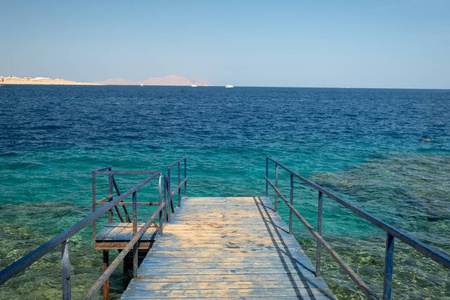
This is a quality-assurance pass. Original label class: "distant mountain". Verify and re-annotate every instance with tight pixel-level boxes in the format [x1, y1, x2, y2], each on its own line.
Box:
[95, 75, 212, 86]
[95, 78, 137, 85]
[139, 75, 212, 86]
[189, 77, 214, 86]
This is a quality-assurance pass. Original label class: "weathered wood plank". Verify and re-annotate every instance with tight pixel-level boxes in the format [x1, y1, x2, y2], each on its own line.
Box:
[123, 287, 334, 299]
[96, 223, 158, 242]
[102, 223, 129, 241]
[121, 197, 335, 299]
[94, 241, 152, 250]
[95, 223, 120, 240]
[129, 274, 323, 283]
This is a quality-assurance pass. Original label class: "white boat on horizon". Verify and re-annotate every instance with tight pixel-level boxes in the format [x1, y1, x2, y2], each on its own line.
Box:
[225, 85, 234, 88]
[191, 84, 198, 87]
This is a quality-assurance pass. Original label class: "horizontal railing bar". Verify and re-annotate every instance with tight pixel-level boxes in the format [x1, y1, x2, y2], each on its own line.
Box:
[94, 170, 159, 175]
[267, 157, 450, 269]
[167, 157, 186, 169]
[266, 177, 379, 299]
[169, 177, 188, 198]
[0, 172, 161, 286]
[96, 202, 161, 206]
[92, 166, 111, 173]
[84, 202, 166, 300]
[96, 195, 113, 204]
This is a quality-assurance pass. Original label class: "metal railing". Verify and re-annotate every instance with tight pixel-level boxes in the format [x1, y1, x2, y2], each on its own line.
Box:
[0, 168, 165, 300]
[265, 157, 450, 300]
[84, 173, 164, 299]
[88, 168, 165, 300]
[92, 169, 163, 239]
[165, 158, 188, 221]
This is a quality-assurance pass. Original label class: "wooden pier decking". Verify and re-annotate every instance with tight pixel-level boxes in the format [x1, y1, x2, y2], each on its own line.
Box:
[95, 223, 159, 250]
[2, 160, 448, 299]
[121, 196, 335, 299]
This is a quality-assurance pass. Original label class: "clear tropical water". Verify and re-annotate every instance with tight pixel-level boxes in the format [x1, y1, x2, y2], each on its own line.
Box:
[0, 85, 449, 299]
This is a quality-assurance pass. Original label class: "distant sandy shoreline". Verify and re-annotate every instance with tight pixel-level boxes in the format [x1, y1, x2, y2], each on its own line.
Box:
[1, 77, 101, 86]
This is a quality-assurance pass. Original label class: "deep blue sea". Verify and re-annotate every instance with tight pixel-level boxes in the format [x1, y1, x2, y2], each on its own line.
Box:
[0, 85, 449, 299]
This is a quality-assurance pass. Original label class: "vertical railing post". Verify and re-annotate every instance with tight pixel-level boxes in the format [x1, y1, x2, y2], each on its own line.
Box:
[316, 191, 323, 277]
[92, 172, 96, 240]
[274, 164, 279, 211]
[132, 191, 138, 278]
[164, 175, 170, 222]
[289, 173, 294, 234]
[383, 233, 395, 300]
[184, 159, 187, 198]
[108, 172, 113, 224]
[178, 163, 181, 207]
[61, 238, 71, 300]
[159, 174, 163, 235]
[265, 157, 269, 198]
[103, 250, 109, 300]
[168, 167, 172, 212]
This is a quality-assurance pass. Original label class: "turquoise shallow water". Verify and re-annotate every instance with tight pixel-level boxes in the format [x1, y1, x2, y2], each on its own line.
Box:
[0, 86, 449, 299]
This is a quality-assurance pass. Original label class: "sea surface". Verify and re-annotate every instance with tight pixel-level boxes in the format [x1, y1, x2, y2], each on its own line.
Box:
[0, 85, 449, 299]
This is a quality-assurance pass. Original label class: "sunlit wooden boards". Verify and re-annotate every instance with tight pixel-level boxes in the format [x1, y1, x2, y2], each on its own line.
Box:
[95, 222, 158, 250]
[121, 197, 335, 299]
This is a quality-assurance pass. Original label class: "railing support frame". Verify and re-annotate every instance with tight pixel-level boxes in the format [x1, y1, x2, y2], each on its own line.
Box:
[316, 191, 323, 277]
[383, 233, 395, 300]
[289, 173, 294, 234]
[265, 156, 450, 300]
[132, 191, 138, 278]
[61, 238, 71, 300]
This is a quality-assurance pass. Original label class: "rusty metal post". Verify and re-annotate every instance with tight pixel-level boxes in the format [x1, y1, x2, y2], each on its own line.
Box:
[168, 167, 172, 212]
[383, 233, 395, 300]
[316, 191, 323, 277]
[108, 172, 113, 224]
[289, 173, 294, 234]
[184, 159, 187, 198]
[274, 164, 278, 211]
[132, 191, 138, 278]
[102, 250, 109, 300]
[265, 157, 269, 197]
[178, 162, 181, 207]
[164, 175, 170, 222]
[159, 174, 163, 235]
[61, 239, 71, 300]
[92, 172, 96, 240]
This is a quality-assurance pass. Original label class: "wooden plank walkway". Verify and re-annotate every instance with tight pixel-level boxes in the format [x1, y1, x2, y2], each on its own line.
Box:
[121, 197, 335, 299]
[95, 223, 159, 250]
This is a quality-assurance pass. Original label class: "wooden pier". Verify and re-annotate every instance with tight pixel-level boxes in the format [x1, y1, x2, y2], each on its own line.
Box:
[95, 223, 159, 251]
[2, 158, 448, 299]
[121, 196, 335, 299]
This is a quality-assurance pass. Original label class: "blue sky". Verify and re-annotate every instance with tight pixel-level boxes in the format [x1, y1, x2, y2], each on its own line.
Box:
[1, 0, 449, 88]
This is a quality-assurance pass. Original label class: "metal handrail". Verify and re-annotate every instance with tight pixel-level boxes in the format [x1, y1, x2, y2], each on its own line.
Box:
[91, 170, 165, 229]
[166, 158, 188, 219]
[266, 177, 377, 299]
[0, 170, 162, 299]
[84, 202, 165, 299]
[94, 170, 159, 175]
[169, 177, 188, 199]
[265, 157, 450, 300]
[92, 170, 160, 237]
[167, 157, 186, 169]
